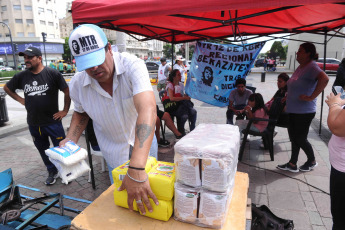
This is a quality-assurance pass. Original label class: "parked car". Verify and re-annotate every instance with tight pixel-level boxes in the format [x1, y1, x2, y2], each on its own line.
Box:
[254, 58, 265, 67]
[145, 61, 160, 72]
[316, 58, 340, 71]
[0, 66, 13, 71]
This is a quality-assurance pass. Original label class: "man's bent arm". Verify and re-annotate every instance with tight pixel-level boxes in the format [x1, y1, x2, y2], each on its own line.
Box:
[53, 87, 71, 120]
[62, 87, 71, 113]
[4, 85, 24, 105]
[59, 111, 89, 146]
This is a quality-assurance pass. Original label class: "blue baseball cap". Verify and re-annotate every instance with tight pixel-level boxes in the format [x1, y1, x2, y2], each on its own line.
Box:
[69, 24, 108, 71]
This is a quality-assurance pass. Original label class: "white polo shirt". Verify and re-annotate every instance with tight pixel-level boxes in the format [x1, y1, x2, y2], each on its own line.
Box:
[69, 52, 153, 168]
[158, 64, 167, 82]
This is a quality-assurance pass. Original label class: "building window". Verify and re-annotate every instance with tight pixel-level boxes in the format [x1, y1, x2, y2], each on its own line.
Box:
[38, 7, 44, 14]
[15, 19, 23, 24]
[24, 5, 32, 11]
[26, 19, 34, 24]
[28, 32, 35, 37]
[0, 34, 2, 38]
[13, 5, 21, 10]
[47, 9, 52, 15]
[48, 21, 54, 26]
[40, 20, 45, 25]
[17, 32, 24, 37]
[5, 34, 10, 37]
[1, 6, 7, 11]
[3, 19, 9, 25]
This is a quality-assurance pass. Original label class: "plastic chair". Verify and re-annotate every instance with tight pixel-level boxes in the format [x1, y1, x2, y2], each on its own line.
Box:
[238, 117, 277, 161]
[238, 97, 286, 161]
[88, 147, 107, 183]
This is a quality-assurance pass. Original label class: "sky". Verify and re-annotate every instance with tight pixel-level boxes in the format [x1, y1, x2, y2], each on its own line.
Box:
[56, 0, 72, 19]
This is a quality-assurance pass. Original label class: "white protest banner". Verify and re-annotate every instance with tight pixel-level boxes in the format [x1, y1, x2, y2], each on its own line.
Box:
[185, 41, 265, 107]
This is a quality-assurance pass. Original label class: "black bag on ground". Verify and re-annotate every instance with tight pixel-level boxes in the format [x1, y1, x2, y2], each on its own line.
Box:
[251, 204, 294, 230]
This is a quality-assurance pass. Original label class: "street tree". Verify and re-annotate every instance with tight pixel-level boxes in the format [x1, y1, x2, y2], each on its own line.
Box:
[269, 41, 286, 60]
[163, 44, 174, 59]
[62, 37, 71, 62]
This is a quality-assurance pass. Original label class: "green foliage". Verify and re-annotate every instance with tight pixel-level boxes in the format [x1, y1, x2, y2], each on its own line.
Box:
[0, 70, 21, 78]
[62, 37, 71, 62]
[163, 44, 173, 59]
[269, 41, 287, 60]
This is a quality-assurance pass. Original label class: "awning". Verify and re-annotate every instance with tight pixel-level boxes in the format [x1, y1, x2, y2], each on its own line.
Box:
[71, 0, 345, 43]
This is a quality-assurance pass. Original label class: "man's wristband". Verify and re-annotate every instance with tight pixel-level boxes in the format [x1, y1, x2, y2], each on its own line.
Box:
[128, 166, 145, 170]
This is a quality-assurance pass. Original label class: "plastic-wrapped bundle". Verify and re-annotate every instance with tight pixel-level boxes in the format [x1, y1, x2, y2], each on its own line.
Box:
[174, 154, 201, 187]
[49, 158, 90, 184]
[148, 162, 175, 201]
[174, 182, 234, 229]
[174, 183, 199, 224]
[112, 156, 157, 188]
[198, 189, 233, 228]
[45, 141, 87, 166]
[174, 124, 240, 192]
[113, 157, 175, 221]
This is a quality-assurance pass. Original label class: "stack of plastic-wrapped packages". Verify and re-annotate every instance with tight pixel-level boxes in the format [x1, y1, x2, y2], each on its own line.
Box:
[112, 156, 175, 221]
[174, 123, 240, 228]
[45, 141, 90, 184]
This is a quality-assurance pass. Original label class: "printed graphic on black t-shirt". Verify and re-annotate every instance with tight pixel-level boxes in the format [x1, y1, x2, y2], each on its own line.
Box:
[6, 67, 68, 126]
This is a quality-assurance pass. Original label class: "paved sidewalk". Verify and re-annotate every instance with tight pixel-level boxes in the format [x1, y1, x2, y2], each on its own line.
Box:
[0, 69, 335, 229]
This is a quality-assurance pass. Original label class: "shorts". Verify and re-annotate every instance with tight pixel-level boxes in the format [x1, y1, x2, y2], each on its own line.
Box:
[157, 108, 164, 119]
[157, 80, 167, 91]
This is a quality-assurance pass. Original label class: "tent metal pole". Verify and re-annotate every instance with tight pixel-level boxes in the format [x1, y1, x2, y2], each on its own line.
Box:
[319, 30, 327, 135]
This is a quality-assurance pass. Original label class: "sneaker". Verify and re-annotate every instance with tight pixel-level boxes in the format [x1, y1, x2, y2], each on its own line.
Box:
[299, 161, 318, 172]
[276, 163, 299, 173]
[158, 139, 170, 147]
[45, 171, 59, 185]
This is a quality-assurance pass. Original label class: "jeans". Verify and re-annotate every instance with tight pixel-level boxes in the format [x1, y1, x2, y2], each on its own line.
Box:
[28, 122, 65, 173]
[287, 113, 315, 165]
[108, 134, 158, 184]
[330, 166, 345, 230]
[226, 104, 246, 125]
[171, 101, 197, 134]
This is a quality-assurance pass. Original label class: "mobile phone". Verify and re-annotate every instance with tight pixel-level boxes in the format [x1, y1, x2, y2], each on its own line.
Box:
[333, 86, 345, 99]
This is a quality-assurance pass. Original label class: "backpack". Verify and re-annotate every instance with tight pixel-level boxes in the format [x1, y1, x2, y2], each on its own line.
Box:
[251, 204, 294, 230]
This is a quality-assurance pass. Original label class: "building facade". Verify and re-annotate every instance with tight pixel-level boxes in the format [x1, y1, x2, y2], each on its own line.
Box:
[59, 12, 163, 60]
[0, 0, 65, 67]
[286, 31, 345, 70]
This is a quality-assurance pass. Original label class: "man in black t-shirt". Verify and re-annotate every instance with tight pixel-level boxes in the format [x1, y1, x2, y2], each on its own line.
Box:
[4, 47, 71, 185]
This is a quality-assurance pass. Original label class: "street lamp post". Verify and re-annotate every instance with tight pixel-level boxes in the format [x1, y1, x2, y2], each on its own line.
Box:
[41, 32, 48, 66]
[0, 22, 17, 70]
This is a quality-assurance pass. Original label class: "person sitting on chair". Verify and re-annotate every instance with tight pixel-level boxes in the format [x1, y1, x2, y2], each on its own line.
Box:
[226, 78, 253, 125]
[265, 73, 289, 111]
[155, 107, 184, 147]
[235, 93, 269, 135]
[165, 69, 197, 135]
